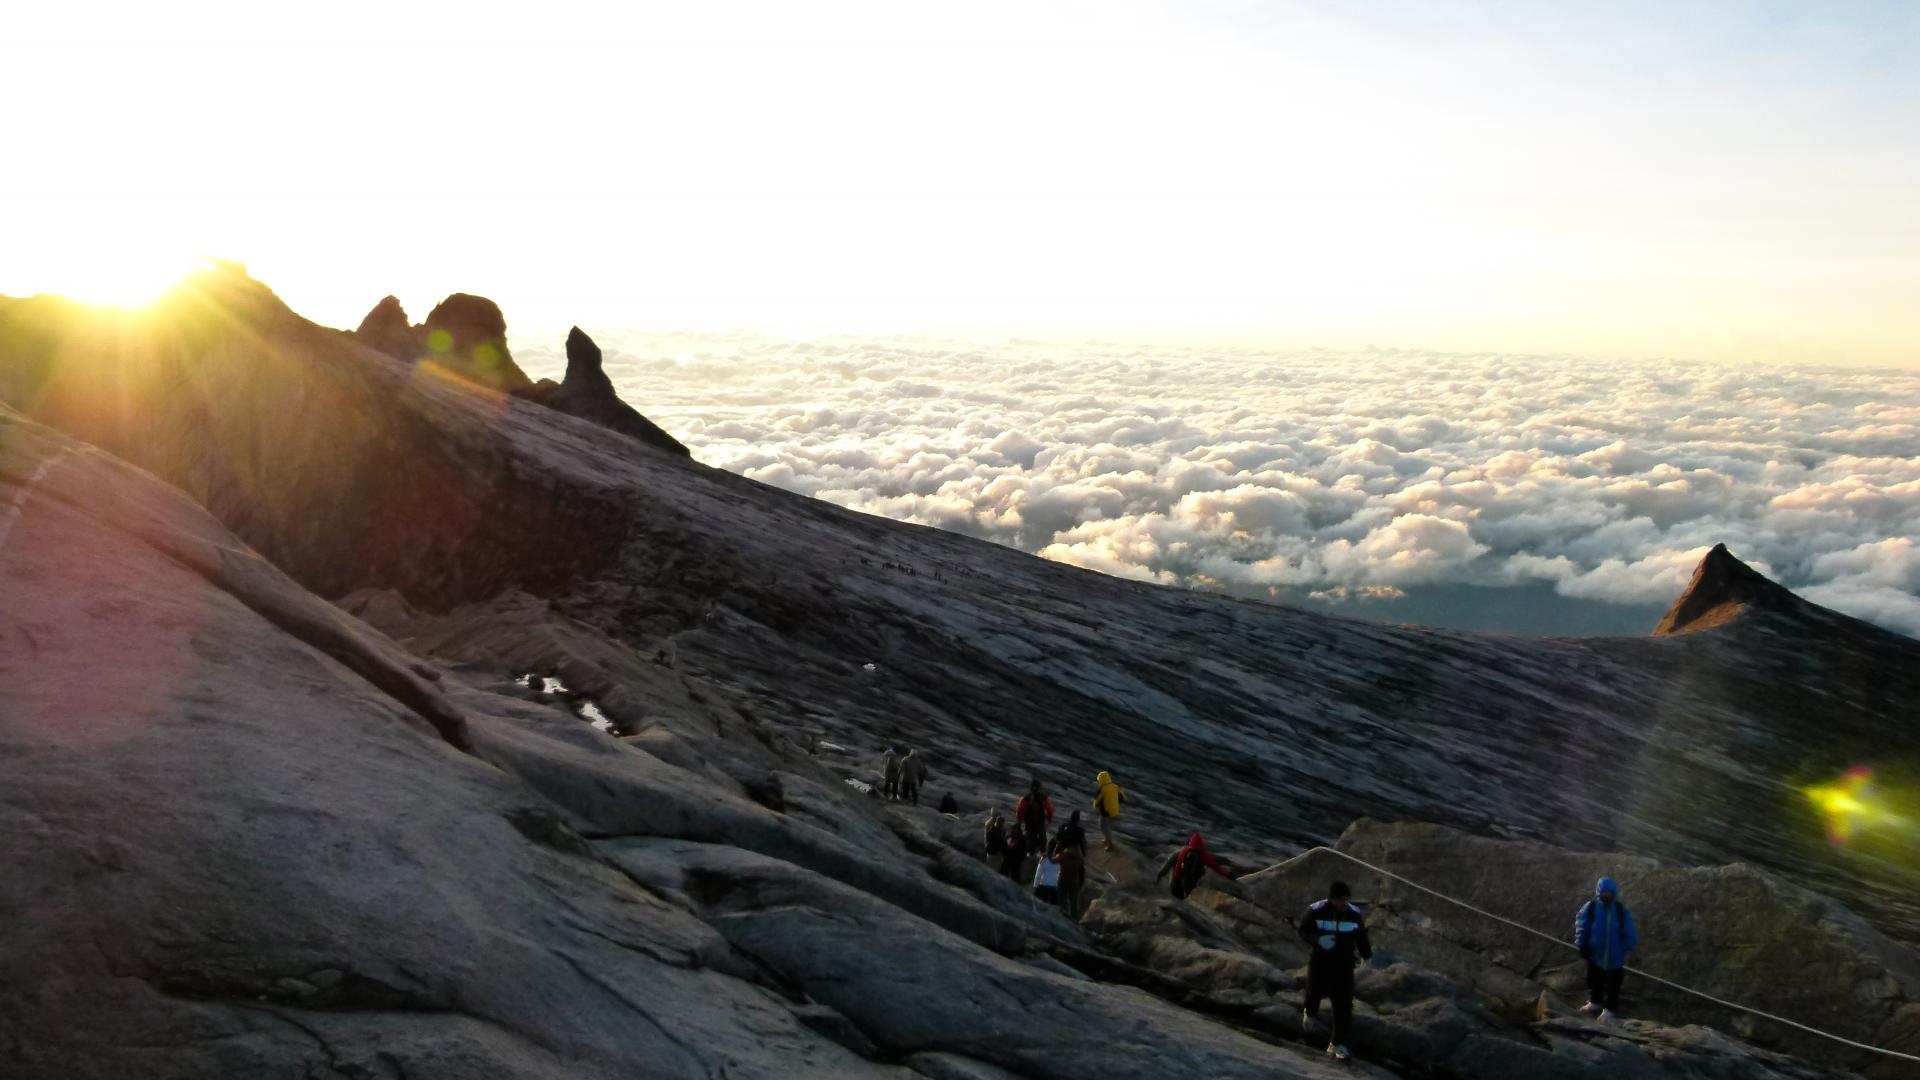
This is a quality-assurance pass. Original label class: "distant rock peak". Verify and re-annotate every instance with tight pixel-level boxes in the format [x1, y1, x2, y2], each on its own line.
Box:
[564, 326, 613, 391]
[347, 294, 688, 457]
[1653, 543, 1805, 636]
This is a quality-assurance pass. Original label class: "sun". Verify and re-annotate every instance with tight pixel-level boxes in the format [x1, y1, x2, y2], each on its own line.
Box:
[3, 247, 207, 309]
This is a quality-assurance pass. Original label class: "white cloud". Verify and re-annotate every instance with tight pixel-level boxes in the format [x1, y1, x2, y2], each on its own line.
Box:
[515, 332, 1920, 637]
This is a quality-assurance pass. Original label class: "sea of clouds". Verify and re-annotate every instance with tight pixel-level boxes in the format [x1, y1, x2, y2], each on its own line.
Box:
[518, 334, 1920, 637]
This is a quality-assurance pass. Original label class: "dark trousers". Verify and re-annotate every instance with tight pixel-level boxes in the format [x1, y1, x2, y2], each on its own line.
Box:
[900, 780, 919, 805]
[882, 777, 898, 799]
[1586, 964, 1625, 1010]
[1305, 956, 1355, 1045]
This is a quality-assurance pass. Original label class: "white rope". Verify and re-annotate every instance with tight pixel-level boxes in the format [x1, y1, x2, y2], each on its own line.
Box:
[1295, 846, 1920, 1064]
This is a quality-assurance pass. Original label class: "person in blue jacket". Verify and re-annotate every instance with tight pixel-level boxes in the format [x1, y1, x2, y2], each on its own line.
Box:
[1573, 876, 1638, 1022]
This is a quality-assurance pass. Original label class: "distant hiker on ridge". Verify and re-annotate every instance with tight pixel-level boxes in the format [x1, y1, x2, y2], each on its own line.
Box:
[1016, 779, 1054, 857]
[938, 792, 959, 814]
[1574, 876, 1638, 1024]
[881, 748, 900, 800]
[984, 809, 1007, 862]
[1092, 770, 1127, 851]
[1156, 831, 1235, 901]
[1299, 880, 1372, 1063]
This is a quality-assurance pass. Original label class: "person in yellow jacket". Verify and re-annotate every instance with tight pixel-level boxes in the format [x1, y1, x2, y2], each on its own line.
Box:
[1092, 770, 1127, 851]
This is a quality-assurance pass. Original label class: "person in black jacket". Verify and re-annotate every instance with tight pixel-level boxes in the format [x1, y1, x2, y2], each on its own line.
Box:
[1298, 880, 1373, 1062]
[999, 823, 1029, 881]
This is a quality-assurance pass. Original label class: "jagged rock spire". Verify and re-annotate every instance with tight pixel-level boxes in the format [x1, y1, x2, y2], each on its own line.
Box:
[563, 325, 613, 392]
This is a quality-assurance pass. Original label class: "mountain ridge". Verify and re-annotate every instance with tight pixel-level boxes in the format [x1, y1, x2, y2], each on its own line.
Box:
[3, 265, 1917, 1077]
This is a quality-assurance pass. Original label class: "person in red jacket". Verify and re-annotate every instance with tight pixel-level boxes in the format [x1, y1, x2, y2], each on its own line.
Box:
[1155, 832, 1233, 900]
[1015, 779, 1054, 857]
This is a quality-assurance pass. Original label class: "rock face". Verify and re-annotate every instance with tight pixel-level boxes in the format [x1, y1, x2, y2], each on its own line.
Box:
[417, 292, 535, 394]
[527, 326, 690, 456]
[352, 293, 424, 360]
[0, 269, 627, 607]
[1655, 543, 1808, 635]
[3, 266, 1917, 1078]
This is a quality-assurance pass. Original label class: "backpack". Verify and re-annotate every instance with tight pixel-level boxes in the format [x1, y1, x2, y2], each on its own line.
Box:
[1169, 846, 1208, 899]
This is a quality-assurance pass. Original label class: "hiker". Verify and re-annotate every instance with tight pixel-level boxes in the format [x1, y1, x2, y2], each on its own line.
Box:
[1000, 823, 1030, 881]
[984, 810, 1006, 862]
[1574, 876, 1638, 1023]
[898, 749, 927, 806]
[881, 748, 900, 800]
[1155, 832, 1233, 900]
[938, 792, 959, 815]
[1299, 880, 1372, 1063]
[1032, 850, 1061, 905]
[1016, 779, 1054, 856]
[1055, 839, 1087, 920]
[1053, 810, 1088, 859]
[1092, 770, 1127, 850]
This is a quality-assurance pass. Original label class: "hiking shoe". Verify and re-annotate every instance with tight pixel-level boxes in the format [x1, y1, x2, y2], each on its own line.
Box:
[1327, 1043, 1350, 1061]
[1579, 1001, 1602, 1015]
[1598, 1009, 1617, 1024]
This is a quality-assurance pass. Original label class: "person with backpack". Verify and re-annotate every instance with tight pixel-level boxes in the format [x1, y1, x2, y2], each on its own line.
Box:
[1032, 850, 1061, 905]
[984, 809, 1006, 862]
[1573, 876, 1638, 1023]
[1156, 832, 1233, 900]
[1092, 770, 1127, 851]
[1052, 810, 1088, 859]
[881, 748, 900, 800]
[898, 749, 928, 805]
[1299, 880, 1372, 1062]
[1015, 779, 1054, 856]
[1054, 839, 1087, 920]
[1000, 823, 1030, 881]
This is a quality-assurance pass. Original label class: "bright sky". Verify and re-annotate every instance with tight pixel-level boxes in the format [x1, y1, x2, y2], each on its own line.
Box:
[3, 1, 1916, 364]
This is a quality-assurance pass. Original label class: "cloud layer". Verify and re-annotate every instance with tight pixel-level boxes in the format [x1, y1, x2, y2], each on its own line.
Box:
[518, 334, 1920, 637]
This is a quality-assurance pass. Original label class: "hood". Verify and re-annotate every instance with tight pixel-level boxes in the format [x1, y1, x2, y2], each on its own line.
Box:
[1596, 876, 1620, 900]
[1068, 810, 1082, 824]
[1188, 832, 1206, 850]
[1097, 771, 1113, 785]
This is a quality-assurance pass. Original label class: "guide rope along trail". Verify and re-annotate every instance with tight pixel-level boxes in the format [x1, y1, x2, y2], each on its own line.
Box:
[1293, 846, 1920, 1064]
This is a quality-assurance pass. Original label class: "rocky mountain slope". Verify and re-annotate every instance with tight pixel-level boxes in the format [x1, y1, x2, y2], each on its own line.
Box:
[3, 264, 1916, 1077]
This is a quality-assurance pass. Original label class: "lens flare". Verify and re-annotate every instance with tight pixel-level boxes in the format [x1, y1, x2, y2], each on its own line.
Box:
[1804, 767, 1907, 846]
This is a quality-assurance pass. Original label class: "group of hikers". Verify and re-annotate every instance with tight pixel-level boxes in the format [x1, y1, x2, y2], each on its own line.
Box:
[1147, 829, 1640, 1062]
[875, 753, 1642, 1065]
[981, 776, 1119, 920]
